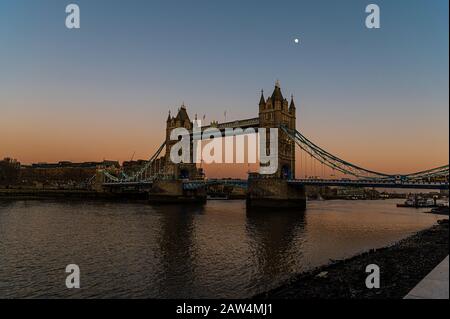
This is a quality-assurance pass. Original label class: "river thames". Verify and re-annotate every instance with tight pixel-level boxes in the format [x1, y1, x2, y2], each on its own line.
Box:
[0, 199, 441, 298]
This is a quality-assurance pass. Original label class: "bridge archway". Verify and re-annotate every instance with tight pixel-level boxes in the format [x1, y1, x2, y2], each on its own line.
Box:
[179, 169, 190, 179]
[281, 165, 292, 179]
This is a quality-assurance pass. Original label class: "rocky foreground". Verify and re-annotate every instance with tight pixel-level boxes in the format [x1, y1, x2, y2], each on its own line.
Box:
[255, 219, 449, 299]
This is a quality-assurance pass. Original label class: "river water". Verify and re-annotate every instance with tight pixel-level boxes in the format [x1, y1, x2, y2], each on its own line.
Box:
[0, 199, 441, 298]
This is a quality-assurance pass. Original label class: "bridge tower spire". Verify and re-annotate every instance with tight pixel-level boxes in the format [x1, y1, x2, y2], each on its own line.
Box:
[259, 89, 265, 107]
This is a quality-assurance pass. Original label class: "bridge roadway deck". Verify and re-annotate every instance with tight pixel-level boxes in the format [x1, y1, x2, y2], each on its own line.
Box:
[103, 178, 449, 190]
[288, 179, 449, 190]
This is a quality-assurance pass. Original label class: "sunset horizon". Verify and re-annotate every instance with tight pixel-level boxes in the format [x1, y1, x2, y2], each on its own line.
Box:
[1, 1, 448, 178]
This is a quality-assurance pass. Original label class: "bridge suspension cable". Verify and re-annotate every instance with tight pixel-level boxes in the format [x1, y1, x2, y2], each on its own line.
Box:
[103, 141, 166, 183]
[403, 165, 449, 180]
[280, 125, 449, 181]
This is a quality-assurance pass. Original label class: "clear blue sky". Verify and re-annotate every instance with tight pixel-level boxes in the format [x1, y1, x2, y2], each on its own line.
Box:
[0, 0, 448, 174]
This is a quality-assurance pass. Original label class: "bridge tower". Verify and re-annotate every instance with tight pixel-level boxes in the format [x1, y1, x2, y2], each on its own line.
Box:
[164, 104, 201, 180]
[247, 81, 305, 210]
[258, 81, 296, 179]
[147, 104, 206, 203]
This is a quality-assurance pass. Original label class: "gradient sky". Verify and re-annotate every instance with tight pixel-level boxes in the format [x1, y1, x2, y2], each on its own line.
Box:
[0, 0, 448, 178]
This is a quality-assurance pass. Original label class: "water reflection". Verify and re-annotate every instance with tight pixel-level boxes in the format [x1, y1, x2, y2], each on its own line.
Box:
[246, 209, 306, 289]
[0, 199, 442, 298]
[153, 204, 204, 297]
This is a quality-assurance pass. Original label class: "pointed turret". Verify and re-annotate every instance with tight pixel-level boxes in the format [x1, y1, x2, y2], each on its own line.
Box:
[271, 80, 284, 103]
[259, 90, 265, 106]
[289, 94, 296, 113]
[175, 104, 190, 122]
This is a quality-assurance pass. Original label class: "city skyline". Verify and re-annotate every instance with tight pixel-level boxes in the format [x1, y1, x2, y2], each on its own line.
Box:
[1, 0, 448, 178]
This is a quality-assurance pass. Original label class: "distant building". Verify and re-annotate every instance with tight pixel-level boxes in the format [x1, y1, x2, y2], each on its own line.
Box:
[0, 157, 21, 186]
[18, 160, 120, 188]
[30, 160, 119, 169]
[123, 160, 148, 172]
[335, 186, 366, 199]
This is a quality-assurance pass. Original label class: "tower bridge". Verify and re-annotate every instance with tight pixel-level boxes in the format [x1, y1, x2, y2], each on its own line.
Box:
[98, 81, 449, 208]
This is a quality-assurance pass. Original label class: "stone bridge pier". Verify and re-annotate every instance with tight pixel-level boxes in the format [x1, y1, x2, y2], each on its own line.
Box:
[148, 180, 206, 204]
[246, 178, 306, 210]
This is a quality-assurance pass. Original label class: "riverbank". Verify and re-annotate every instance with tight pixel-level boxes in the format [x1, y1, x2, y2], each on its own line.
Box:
[0, 188, 147, 200]
[254, 220, 449, 299]
[427, 206, 450, 216]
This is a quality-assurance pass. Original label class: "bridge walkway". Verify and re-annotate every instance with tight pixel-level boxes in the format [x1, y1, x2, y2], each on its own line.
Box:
[404, 256, 449, 299]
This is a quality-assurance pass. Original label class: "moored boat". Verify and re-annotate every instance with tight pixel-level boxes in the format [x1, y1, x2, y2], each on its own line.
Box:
[397, 196, 437, 208]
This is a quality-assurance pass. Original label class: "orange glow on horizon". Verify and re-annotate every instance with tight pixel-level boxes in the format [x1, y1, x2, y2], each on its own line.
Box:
[2, 120, 448, 179]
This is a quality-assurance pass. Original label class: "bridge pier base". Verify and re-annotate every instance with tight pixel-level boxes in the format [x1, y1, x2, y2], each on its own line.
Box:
[246, 178, 306, 210]
[148, 180, 206, 204]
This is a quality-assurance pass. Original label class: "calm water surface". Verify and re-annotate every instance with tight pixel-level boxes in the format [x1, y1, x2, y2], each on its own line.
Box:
[0, 199, 441, 298]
